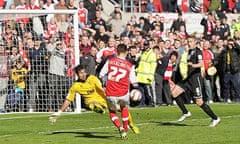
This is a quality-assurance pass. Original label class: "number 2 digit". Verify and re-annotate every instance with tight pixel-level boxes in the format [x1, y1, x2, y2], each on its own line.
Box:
[108, 66, 127, 82]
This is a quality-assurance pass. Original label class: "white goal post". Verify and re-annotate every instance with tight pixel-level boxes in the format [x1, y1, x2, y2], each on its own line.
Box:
[0, 10, 81, 113]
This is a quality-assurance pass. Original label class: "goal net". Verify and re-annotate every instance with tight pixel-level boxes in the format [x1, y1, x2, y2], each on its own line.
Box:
[0, 10, 81, 113]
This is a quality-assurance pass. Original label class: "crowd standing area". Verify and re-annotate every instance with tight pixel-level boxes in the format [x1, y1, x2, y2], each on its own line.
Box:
[0, 0, 240, 113]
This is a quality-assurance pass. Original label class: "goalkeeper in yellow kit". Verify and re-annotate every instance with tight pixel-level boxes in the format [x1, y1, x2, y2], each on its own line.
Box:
[49, 65, 139, 134]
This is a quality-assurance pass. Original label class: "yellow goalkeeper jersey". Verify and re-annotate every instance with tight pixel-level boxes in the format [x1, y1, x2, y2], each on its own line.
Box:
[11, 67, 28, 89]
[66, 75, 106, 105]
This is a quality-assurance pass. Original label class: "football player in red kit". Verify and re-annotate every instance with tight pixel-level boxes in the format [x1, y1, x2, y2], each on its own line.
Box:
[99, 44, 139, 139]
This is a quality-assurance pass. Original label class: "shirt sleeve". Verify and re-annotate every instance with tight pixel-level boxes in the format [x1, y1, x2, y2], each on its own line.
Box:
[65, 83, 77, 102]
[129, 65, 138, 84]
[197, 49, 203, 63]
[96, 48, 104, 62]
[92, 76, 106, 98]
[99, 60, 109, 78]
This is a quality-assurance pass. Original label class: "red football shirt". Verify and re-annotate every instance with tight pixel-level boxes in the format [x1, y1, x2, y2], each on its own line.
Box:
[100, 56, 138, 97]
[78, 8, 88, 25]
[202, 49, 214, 70]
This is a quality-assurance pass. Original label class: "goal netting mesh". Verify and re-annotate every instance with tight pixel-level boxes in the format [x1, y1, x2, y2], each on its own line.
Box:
[0, 10, 81, 113]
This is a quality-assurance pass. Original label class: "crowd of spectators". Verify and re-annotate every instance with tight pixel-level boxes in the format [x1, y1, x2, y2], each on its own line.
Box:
[118, 0, 240, 13]
[0, 0, 240, 112]
[122, 0, 240, 13]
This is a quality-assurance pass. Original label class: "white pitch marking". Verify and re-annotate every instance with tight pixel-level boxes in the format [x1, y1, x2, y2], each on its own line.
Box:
[1, 114, 240, 138]
[0, 112, 88, 120]
[0, 135, 12, 138]
[38, 114, 240, 135]
[0, 115, 48, 120]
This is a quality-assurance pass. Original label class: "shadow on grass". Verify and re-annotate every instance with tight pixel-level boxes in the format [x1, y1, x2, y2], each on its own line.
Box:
[160, 122, 188, 126]
[48, 131, 115, 139]
[151, 121, 207, 127]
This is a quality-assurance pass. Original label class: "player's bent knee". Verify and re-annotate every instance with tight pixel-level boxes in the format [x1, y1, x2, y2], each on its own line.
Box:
[171, 92, 178, 98]
[171, 85, 184, 98]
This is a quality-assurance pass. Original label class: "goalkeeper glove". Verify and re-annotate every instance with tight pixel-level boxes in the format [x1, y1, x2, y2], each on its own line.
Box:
[49, 110, 62, 123]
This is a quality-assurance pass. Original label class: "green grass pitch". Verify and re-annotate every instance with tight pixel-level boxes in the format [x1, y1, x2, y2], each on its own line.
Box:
[0, 103, 240, 144]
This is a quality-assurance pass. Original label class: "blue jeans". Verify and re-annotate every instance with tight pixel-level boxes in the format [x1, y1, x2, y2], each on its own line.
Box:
[203, 77, 213, 101]
[223, 72, 240, 102]
[6, 87, 24, 110]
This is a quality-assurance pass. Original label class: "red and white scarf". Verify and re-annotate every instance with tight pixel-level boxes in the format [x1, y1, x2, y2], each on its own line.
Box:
[164, 60, 173, 80]
[207, 20, 214, 33]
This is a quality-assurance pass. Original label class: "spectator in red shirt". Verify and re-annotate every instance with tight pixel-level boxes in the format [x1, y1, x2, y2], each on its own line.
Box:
[16, 0, 30, 25]
[153, 0, 163, 12]
[0, 0, 6, 9]
[29, 0, 40, 9]
[79, 35, 92, 57]
[78, 1, 88, 28]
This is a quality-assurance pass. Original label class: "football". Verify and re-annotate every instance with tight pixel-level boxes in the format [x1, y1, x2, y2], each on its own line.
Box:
[130, 89, 142, 102]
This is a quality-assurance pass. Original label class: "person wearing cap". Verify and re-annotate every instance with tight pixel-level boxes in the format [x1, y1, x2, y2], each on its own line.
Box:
[136, 38, 157, 106]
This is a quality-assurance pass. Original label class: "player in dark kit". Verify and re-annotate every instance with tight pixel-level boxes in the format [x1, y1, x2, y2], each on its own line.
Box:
[170, 35, 221, 127]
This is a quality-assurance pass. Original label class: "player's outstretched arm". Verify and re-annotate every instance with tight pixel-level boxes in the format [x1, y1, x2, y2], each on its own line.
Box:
[49, 99, 71, 123]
